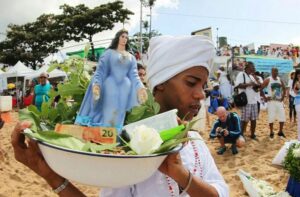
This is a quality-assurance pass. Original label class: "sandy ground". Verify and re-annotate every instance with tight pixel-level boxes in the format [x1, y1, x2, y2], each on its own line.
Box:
[0, 105, 296, 197]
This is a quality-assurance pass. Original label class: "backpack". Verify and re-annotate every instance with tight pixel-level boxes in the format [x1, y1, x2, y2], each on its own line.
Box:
[233, 73, 248, 107]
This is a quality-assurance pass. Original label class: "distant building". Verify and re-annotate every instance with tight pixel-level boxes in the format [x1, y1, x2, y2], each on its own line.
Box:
[191, 27, 212, 39]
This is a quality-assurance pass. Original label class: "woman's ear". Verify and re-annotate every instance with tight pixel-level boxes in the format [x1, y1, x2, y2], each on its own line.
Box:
[153, 83, 165, 96]
[155, 84, 165, 91]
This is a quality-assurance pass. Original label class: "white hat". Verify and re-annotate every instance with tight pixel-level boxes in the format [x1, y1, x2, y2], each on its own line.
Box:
[147, 35, 215, 92]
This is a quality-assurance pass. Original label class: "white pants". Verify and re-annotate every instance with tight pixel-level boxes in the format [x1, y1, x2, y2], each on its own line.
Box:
[267, 101, 286, 123]
[295, 105, 300, 140]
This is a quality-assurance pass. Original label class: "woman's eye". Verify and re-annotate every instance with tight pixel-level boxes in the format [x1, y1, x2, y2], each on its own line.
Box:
[186, 81, 196, 87]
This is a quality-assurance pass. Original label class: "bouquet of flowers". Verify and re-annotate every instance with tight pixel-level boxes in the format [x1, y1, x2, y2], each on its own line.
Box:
[283, 142, 300, 182]
[238, 169, 291, 197]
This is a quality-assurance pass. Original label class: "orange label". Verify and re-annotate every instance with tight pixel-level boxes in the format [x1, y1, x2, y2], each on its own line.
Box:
[55, 124, 117, 144]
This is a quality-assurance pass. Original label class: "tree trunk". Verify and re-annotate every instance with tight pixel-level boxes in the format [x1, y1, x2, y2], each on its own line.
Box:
[89, 35, 95, 61]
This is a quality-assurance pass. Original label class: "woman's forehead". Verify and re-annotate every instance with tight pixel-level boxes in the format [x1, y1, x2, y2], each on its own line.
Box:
[180, 66, 209, 76]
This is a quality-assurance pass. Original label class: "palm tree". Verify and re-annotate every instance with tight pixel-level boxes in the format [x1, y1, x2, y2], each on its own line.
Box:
[148, 0, 156, 39]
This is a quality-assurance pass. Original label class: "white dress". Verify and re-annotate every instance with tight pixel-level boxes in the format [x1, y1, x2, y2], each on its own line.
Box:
[100, 131, 229, 197]
[217, 70, 232, 100]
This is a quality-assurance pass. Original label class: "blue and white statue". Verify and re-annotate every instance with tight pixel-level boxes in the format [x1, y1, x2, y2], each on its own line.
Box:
[75, 29, 147, 130]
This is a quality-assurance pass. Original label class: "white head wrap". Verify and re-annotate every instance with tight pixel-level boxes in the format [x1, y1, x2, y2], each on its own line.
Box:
[147, 35, 215, 92]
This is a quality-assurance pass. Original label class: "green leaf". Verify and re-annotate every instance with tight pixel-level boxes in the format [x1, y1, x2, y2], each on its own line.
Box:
[18, 108, 41, 132]
[28, 105, 41, 116]
[41, 102, 50, 119]
[58, 83, 85, 97]
[47, 63, 61, 72]
[153, 137, 199, 154]
[283, 143, 300, 182]
[56, 102, 68, 120]
[48, 109, 59, 122]
[125, 106, 147, 124]
[153, 102, 160, 114]
[24, 130, 85, 151]
[145, 89, 154, 105]
[174, 119, 199, 140]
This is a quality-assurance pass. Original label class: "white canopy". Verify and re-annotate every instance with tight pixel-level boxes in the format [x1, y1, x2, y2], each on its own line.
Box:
[4, 61, 36, 78]
[26, 65, 67, 79]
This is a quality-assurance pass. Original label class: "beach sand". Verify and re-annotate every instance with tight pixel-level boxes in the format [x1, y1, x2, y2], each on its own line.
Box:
[0, 106, 296, 197]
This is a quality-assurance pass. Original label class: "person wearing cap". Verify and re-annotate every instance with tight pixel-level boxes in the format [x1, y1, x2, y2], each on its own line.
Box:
[32, 72, 51, 111]
[11, 35, 229, 197]
[208, 82, 229, 114]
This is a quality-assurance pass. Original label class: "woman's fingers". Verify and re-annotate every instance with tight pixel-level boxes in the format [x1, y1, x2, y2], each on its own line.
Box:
[11, 122, 26, 149]
[11, 121, 33, 163]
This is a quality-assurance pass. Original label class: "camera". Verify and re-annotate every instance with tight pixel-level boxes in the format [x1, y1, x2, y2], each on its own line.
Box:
[217, 129, 226, 137]
[252, 84, 260, 92]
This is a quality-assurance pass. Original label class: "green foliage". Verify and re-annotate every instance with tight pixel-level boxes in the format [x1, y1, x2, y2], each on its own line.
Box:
[153, 119, 200, 154]
[125, 89, 160, 124]
[24, 130, 85, 151]
[0, 14, 67, 69]
[130, 30, 162, 53]
[59, 1, 133, 61]
[0, 1, 134, 67]
[81, 142, 119, 153]
[20, 55, 91, 131]
[284, 143, 300, 182]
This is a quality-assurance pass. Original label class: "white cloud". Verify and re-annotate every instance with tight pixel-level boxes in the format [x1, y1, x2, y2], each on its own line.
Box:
[0, 0, 178, 52]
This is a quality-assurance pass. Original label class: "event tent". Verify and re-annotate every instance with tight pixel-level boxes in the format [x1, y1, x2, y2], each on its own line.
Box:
[3, 61, 36, 78]
[26, 65, 67, 79]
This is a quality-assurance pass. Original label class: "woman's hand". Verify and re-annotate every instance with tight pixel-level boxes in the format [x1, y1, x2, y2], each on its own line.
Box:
[137, 88, 148, 104]
[11, 121, 60, 181]
[159, 153, 187, 181]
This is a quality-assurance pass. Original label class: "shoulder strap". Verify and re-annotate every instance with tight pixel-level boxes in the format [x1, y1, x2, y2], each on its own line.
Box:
[243, 73, 246, 84]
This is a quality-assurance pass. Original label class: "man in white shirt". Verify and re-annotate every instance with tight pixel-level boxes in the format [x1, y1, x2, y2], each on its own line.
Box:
[235, 62, 261, 139]
[261, 67, 286, 138]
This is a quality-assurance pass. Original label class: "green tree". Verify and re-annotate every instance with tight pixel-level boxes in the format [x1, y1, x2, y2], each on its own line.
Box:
[0, 14, 67, 69]
[59, 1, 134, 61]
[130, 30, 161, 54]
[141, 0, 156, 39]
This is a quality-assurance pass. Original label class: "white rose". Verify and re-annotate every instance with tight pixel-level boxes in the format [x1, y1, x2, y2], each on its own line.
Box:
[128, 125, 163, 155]
[292, 148, 300, 158]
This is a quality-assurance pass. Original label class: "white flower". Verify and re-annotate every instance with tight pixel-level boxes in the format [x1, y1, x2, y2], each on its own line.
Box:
[128, 125, 163, 155]
[292, 148, 300, 158]
[252, 179, 277, 196]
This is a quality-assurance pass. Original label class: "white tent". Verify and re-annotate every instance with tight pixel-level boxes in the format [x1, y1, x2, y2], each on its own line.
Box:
[26, 65, 67, 79]
[43, 52, 68, 65]
[4, 61, 36, 77]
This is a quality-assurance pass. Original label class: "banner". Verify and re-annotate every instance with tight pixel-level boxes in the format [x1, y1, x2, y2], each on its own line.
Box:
[245, 57, 293, 73]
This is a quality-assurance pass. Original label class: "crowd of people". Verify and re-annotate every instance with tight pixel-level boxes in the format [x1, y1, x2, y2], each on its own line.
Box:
[8, 31, 300, 197]
[219, 44, 300, 63]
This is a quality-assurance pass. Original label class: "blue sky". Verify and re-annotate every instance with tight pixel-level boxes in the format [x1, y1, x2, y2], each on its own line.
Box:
[130, 0, 300, 48]
[1, 0, 300, 52]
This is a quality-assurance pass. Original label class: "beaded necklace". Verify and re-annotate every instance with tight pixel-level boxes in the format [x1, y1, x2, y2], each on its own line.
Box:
[165, 140, 203, 196]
